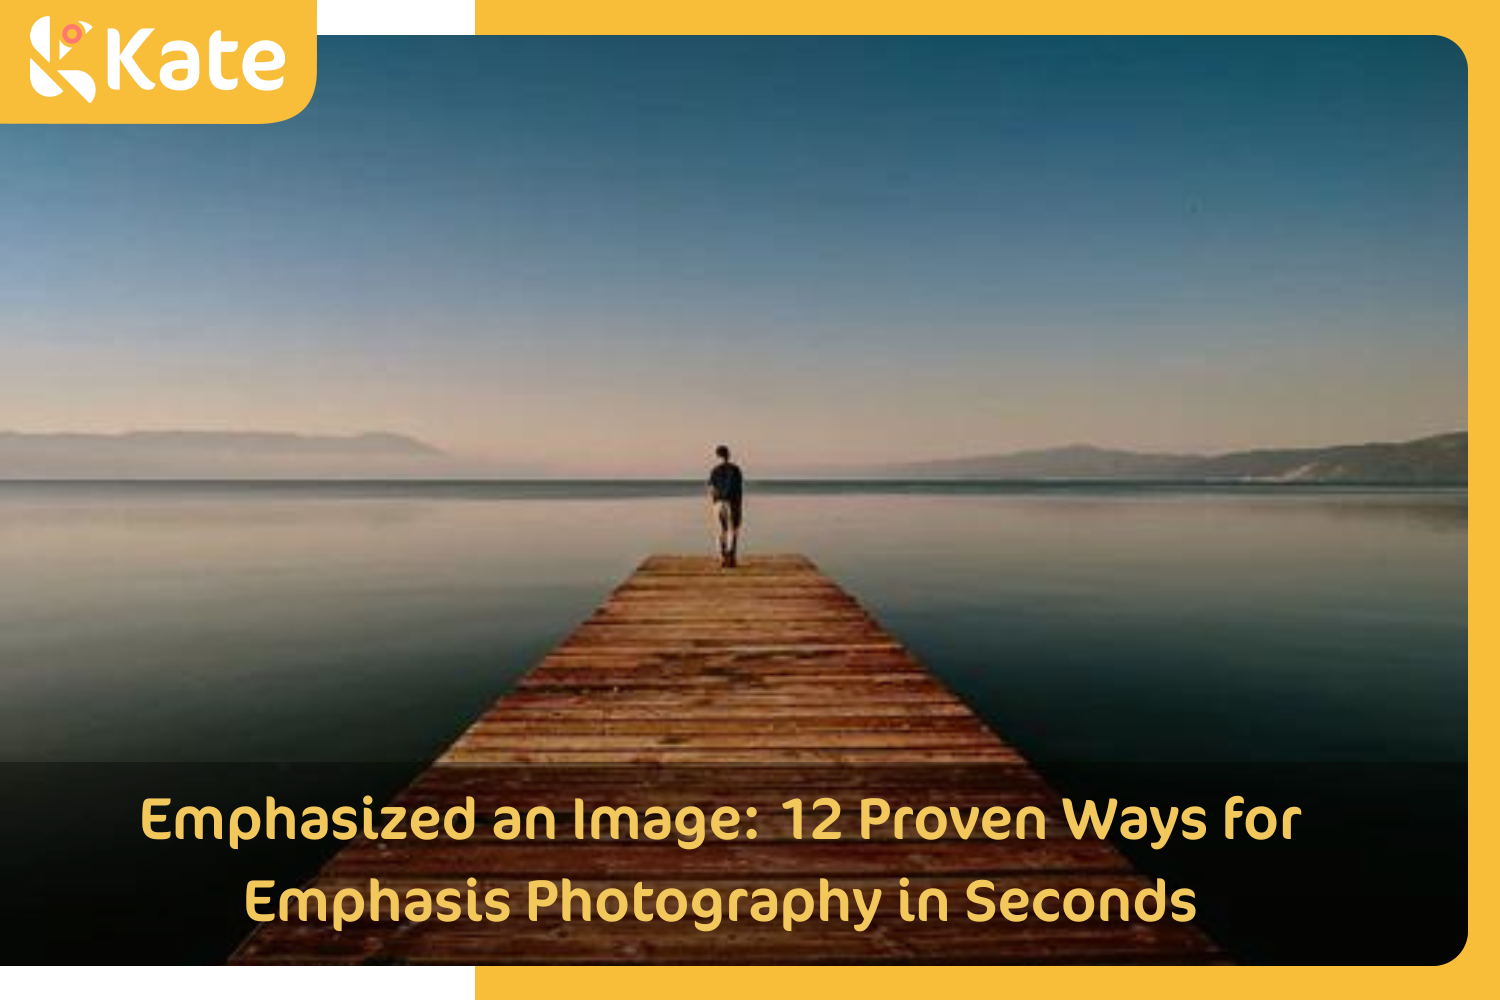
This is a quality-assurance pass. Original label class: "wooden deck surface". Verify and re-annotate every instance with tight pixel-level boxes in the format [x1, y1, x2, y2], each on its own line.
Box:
[232, 554, 1218, 964]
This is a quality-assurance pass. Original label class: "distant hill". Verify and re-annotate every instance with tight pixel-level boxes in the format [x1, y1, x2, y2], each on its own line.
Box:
[0, 430, 463, 479]
[884, 432, 1467, 485]
[0, 428, 1467, 483]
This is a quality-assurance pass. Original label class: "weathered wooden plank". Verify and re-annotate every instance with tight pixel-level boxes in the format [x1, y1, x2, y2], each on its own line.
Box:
[459, 717, 997, 736]
[439, 746, 1024, 764]
[377, 763, 1066, 799]
[476, 698, 976, 719]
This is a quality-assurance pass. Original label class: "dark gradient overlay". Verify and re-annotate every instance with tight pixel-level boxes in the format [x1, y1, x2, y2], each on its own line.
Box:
[0, 762, 1464, 964]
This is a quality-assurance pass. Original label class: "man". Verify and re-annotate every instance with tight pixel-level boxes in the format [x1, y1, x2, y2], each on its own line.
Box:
[707, 445, 744, 568]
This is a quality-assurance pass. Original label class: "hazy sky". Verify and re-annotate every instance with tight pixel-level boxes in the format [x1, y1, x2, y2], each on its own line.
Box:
[2, 37, 1466, 474]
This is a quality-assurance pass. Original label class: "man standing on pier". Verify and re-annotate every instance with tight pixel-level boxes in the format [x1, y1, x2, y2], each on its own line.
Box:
[708, 445, 744, 568]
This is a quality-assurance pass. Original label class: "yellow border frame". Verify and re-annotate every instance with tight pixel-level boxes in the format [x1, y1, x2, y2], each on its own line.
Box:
[467, 1, 1485, 990]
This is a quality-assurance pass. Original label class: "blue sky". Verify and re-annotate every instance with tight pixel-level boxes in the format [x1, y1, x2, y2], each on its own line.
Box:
[1, 37, 1466, 473]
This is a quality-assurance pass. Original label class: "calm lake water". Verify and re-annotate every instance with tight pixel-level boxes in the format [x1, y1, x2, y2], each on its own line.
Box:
[0, 483, 1466, 763]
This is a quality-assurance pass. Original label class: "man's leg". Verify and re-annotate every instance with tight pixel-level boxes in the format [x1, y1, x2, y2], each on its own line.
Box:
[713, 501, 731, 566]
[725, 502, 741, 566]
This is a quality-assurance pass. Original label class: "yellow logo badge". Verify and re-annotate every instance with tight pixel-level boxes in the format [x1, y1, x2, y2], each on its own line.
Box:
[4, 1, 314, 122]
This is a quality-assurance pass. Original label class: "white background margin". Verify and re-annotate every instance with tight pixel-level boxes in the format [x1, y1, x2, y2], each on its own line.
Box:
[318, 0, 477, 35]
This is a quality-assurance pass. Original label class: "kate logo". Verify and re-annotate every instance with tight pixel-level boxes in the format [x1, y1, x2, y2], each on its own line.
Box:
[29, 15, 96, 102]
[7, 2, 315, 125]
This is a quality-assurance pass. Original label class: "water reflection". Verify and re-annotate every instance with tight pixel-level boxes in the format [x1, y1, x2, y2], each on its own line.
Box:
[0, 484, 1465, 763]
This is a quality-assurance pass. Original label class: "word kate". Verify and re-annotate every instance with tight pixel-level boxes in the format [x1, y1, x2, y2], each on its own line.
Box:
[104, 28, 285, 92]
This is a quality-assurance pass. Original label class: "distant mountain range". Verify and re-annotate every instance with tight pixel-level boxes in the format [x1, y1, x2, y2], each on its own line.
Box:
[882, 431, 1467, 484]
[0, 431, 464, 479]
[0, 429, 1467, 483]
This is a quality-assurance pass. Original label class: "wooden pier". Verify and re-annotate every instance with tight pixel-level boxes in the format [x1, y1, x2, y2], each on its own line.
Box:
[232, 554, 1217, 963]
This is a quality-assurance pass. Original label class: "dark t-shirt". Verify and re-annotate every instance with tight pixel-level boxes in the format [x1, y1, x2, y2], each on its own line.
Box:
[708, 462, 743, 503]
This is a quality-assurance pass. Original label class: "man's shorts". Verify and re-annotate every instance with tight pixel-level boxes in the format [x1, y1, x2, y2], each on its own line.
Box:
[714, 499, 743, 529]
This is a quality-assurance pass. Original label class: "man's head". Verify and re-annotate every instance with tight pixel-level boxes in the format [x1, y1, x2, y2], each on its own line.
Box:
[715, 445, 731, 461]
